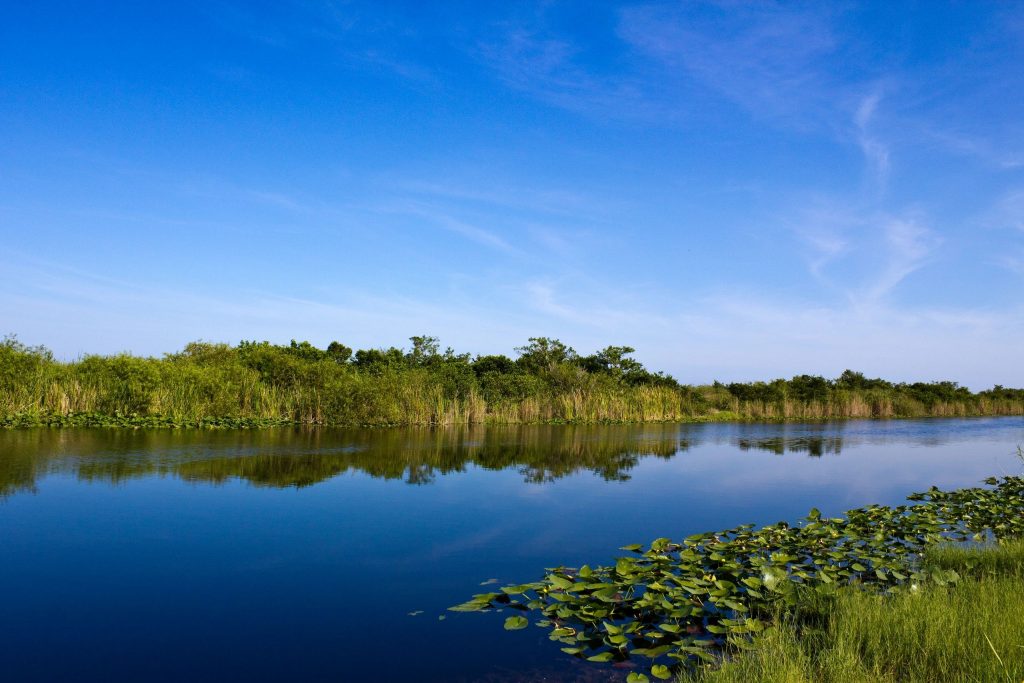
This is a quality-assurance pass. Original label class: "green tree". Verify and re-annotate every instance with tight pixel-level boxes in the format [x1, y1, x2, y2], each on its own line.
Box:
[326, 341, 352, 363]
[515, 337, 577, 374]
[407, 335, 441, 366]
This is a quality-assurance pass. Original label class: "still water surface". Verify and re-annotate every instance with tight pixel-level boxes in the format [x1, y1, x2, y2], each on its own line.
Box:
[2, 418, 1022, 682]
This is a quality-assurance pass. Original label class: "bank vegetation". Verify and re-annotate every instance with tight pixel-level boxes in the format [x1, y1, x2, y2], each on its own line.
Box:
[2, 335, 1022, 427]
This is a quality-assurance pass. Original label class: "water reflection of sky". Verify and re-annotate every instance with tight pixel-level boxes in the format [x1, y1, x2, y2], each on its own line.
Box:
[0, 417, 1022, 682]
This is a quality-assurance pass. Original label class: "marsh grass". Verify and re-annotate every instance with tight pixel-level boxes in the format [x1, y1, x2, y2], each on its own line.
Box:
[2, 336, 1022, 427]
[684, 541, 1024, 683]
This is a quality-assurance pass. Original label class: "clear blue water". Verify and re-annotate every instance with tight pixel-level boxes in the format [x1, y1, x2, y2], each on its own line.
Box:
[1, 418, 1022, 682]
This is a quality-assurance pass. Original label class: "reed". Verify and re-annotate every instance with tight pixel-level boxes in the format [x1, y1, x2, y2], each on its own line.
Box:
[683, 541, 1024, 683]
[2, 336, 1022, 427]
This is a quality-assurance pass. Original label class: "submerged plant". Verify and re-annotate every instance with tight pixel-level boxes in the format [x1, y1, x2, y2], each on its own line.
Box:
[450, 476, 1024, 680]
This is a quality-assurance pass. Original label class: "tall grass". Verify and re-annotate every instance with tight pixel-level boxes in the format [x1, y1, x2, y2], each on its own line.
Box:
[685, 541, 1024, 683]
[2, 336, 1022, 427]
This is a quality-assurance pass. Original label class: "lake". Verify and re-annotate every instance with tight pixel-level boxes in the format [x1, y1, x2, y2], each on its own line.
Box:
[2, 417, 1022, 682]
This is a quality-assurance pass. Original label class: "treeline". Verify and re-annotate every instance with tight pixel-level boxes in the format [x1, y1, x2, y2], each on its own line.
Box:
[2, 334, 1022, 427]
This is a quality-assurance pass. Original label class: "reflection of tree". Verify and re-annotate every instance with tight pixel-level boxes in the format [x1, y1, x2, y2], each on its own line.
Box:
[735, 436, 844, 457]
[0, 447, 40, 496]
[0, 424, 690, 494]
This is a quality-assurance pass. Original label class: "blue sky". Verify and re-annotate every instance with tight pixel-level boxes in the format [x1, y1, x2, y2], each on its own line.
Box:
[2, 1, 1023, 387]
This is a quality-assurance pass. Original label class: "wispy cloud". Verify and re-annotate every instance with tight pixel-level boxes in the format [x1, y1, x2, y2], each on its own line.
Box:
[983, 189, 1024, 276]
[475, 22, 656, 119]
[786, 199, 941, 305]
[391, 203, 519, 253]
[522, 280, 668, 330]
[858, 215, 939, 303]
[206, 1, 443, 87]
[474, 2, 850, 127]
[854, 90, 891, 188]
[437, 215, 516, 253]
[986, 189, 1024, 232]
[790, 202, 855, 281]
[396, 179, 614, 222]
[618, 1, 841, 123]
[998, 250, 1024, 276]
[922, 127, 1024, 170]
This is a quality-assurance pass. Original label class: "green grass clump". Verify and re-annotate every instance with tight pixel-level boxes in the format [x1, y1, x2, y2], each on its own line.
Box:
[926, 538, 1024, 579]
[686, 541, 1024, 683]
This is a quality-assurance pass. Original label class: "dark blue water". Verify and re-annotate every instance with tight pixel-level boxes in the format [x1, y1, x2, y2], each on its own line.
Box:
[1, 418, 1022, 682]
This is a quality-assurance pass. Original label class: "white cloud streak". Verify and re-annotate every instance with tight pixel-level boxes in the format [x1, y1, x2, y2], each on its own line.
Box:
[854, 91, 891, 188]
[618, 2, 839, 122]
[857, 215, 939, 304]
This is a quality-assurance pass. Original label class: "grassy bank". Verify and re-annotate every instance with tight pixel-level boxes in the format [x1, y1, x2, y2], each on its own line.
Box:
[686, 541, 1024, 683]
[3, 335, 1023, 427]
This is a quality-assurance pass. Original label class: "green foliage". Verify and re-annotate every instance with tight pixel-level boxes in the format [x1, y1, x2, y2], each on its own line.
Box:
[981, 384, 1024, 402]
[720, 371, 1024, 419]
[581, 346, 681, 388]
[325, 341, 352, 363]
[477, 370, 544, 404]
[77, 354, 161, 414]
[472, 354, 517, 377]
[834, 369, 893, 392]
[0, 334, 54, 399]
[451, 476, 1024, 679]
[406, 335, 441, 366]
[515, 337, 577, 374]
[1, 334, 1022, 428]
[351, 346, 405, 373]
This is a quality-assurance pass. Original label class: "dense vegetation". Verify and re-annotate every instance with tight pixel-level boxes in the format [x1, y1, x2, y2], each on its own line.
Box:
[2, 334, 1023, 427]
[453, 467, 1024, 681]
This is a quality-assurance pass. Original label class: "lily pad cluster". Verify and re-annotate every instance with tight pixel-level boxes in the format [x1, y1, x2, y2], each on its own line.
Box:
[451, 475, 1024, 681]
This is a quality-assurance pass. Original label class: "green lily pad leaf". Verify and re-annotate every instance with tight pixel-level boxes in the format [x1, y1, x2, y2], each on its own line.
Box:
[650, 664, 672, 680]
[547, 574, 574, 590]
[586, 652, 614, 662]
[503, 616, 528, 630]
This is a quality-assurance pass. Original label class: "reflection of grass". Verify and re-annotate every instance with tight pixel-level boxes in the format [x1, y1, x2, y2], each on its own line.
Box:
[0, 424, 688, 493]
[685, 541, 1024, 683]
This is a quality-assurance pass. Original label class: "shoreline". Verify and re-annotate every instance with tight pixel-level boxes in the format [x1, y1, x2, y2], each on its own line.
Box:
[4, 411, 1023, 430]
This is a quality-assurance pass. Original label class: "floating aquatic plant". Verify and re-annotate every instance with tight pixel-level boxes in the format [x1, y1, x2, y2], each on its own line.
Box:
[451, 475, 1024, 681]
